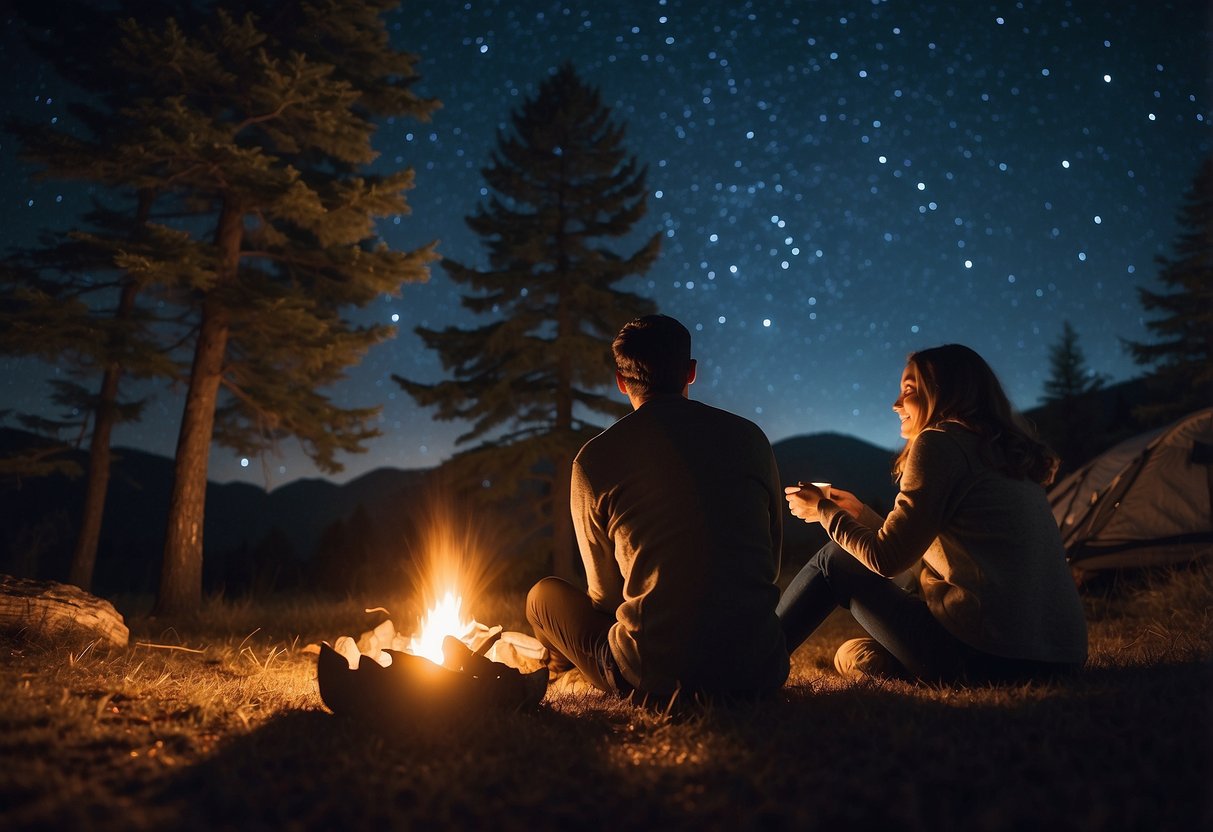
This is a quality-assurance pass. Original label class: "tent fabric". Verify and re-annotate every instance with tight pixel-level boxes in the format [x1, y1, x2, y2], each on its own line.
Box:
[1048, 408, 1213, 571]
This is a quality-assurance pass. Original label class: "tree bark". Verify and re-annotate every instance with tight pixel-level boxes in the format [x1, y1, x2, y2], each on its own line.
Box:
[155, 298, 228, 616]
[154, 201, 240, 617]
[67, 281, 138, 591]
[66, 361, 120, 591]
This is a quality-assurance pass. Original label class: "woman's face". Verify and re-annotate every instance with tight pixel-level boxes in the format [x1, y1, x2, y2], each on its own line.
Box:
[893, 364, 925, 439]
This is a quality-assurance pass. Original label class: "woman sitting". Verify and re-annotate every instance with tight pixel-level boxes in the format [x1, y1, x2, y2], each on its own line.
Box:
[778, 344, 1088, 682]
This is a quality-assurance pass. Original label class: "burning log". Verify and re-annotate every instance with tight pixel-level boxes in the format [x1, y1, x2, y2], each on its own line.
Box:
[311, 615, 510, 670]
[0, 574, 129, 647]
[316, 636, 548, 721]
[484, 631, 548, 674]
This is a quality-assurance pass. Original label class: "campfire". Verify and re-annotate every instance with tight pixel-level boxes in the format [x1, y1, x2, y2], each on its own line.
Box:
[311, 500, 550, 718]
[313, 594, 550, 720]
[324, 592, 546, 676]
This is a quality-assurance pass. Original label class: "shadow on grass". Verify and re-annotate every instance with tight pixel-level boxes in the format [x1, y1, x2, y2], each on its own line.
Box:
[154, 703, 627, 831]
[152, 660, 1212, 832]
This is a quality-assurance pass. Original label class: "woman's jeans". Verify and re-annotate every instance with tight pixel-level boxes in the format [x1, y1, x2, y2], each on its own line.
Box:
[777, 541, 1067, 682]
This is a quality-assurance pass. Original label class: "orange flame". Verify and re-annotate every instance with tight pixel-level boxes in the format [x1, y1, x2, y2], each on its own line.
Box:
[396, 489, 505, 665]
[406, 590, 469, 664]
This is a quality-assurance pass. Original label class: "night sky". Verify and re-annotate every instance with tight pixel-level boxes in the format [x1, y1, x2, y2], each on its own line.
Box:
[1, 0, 1209, 489]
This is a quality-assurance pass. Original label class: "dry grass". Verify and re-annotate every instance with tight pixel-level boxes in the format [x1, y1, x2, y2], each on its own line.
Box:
[2, 563, 1211, 831]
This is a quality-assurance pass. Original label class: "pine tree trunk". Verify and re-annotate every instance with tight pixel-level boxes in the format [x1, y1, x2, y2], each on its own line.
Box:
[155, 298, 229, 616]
[67, 364, 119, 591]
[154, 202, 239, 617]
[68, 280, 140, 592]
[69, 193, 152, 592]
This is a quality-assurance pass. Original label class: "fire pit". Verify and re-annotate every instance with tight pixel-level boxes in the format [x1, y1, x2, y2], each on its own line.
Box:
[314, 595, 549, 720]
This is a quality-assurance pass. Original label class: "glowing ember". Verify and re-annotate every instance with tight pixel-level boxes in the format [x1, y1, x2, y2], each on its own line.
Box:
[406, 590, 469, 665]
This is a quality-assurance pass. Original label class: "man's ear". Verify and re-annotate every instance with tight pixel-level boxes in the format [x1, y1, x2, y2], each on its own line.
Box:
[686, 359, 697, 386]
[616, 371, 630, 395]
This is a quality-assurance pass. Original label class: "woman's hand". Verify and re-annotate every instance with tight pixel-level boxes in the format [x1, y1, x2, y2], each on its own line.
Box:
[785, 483, 826, 524]
[785, 484, 866, 524]
[826, 487, 865, 520]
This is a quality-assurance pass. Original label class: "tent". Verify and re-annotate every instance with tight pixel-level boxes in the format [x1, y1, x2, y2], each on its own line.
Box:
[1048, 408, 1213, 571]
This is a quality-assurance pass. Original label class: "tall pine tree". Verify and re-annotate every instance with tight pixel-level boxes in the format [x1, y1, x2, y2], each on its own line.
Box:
[1125, 155, 1213, 423]
[17, 3, 440, 615]
[0, 204, 183, 590]
[2, 2, 196, 591]
[153, 5, 436, 615]
[1043, 320, 1104, 404]
[1038, 320, 1105, 474]
[395, 62, 659, 580]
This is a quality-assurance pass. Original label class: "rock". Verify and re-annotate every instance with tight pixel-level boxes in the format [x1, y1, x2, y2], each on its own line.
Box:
[0, 574, 129, 647]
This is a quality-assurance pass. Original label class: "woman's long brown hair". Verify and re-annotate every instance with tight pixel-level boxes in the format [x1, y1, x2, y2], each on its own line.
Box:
[893, 344, 1059, 486]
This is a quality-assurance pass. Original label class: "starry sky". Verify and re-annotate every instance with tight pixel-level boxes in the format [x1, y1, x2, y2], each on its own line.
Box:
[1, 0, 1210, 489]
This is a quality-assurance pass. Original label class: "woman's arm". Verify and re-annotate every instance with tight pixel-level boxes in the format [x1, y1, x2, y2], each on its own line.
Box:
[785, 486, 877, 526]
[819, 430, 963, 576]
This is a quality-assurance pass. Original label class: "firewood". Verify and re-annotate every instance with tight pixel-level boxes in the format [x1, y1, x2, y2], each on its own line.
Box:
[0, 574, 129, 647]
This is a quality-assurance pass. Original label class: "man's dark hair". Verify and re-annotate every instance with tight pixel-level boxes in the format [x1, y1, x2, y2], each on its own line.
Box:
[612, 315, 692, 397]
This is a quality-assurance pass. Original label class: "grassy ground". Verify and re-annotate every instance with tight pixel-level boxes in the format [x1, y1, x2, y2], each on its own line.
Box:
[2, 564, 1210, 832]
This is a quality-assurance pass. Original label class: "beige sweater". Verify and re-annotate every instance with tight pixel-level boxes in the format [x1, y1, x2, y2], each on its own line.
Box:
[571, 395, 790, 696]
[820, 424, 1088, 664]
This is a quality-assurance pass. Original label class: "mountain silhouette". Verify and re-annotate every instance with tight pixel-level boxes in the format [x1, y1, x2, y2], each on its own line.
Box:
[0, 428, 428, 595]
[771, 432, 898, 567]
[1, 426, 911, 592]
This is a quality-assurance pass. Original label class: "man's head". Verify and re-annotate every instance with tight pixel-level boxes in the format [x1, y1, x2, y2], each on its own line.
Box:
[612, 314, 696, 403]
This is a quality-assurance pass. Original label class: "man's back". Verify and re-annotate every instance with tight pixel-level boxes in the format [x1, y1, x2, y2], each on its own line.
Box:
[572, 395, 790, 696]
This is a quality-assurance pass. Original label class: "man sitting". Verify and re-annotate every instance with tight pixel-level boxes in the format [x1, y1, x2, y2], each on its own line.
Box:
[526, 314, 789, 701]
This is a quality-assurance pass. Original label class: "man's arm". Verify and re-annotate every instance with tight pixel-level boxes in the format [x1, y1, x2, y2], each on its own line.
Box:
[570, 458, 624, 613]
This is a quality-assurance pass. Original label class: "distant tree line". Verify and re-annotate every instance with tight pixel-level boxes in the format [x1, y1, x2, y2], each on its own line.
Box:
[0, 425, 443, 600]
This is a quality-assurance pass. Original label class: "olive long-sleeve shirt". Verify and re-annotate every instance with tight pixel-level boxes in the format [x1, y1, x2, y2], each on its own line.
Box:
[571, 395, 790, 696]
